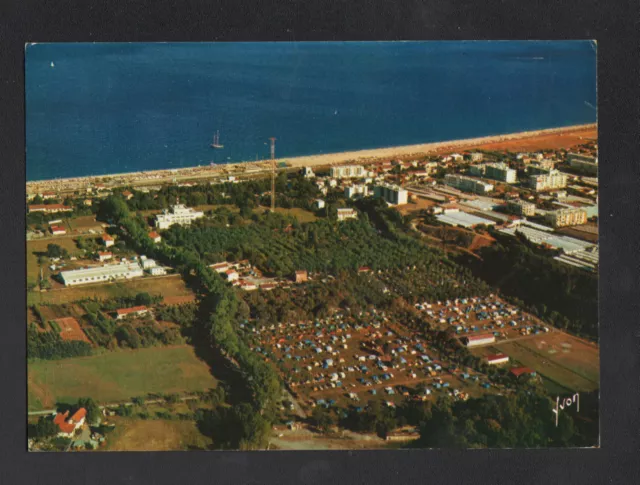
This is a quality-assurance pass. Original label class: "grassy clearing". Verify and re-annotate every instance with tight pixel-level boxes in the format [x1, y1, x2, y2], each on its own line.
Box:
[103, 417, 212, 451]
[493, 336, 599, 393]
[27, 275, 194, 306]
[256, 206, 318, 223]
[28, 345, 217, 411]
[27, 237, 82, 281]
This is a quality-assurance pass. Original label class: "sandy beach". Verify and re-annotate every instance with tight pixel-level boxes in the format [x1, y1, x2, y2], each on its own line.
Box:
[26, 123, 596, 195]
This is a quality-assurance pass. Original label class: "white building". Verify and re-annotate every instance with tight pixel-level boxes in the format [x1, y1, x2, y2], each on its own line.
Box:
[155, 204, 204, 229]
[148, 266, 167, 276]
[444, 174, 494, 195]
[329, 165, 365, 179]
[373, 183, 409, 205]
[470, 162, 516, 183]
[529, 170, 567, 191]
[486, 354, 510, 365]
[470, 152, 484, 162]
[301, 167, 315, 178]
[345, 184, 370, 199]
[97, 251, 113, 262]
[60, 262, 143, 286]
[102, 234, 115, 247]
[336, 208, 358, 221]
[464, 334, 496, 347]
[314, 199, 326, 210]
[141, 258, 157, 270]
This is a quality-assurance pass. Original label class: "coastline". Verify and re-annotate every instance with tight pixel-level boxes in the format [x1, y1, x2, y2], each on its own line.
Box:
[26, 123, 596, 194]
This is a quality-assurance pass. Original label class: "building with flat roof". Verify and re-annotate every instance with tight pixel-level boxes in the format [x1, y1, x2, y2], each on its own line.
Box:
[336, 208, 358, 221]
[444, 174, 494, 195]
[470, 152, 484, 162]
[373, 183, 409, 205]
[545, 208, 588, 228]
[568, 153, 598, 175]
[345, 184, 370, 199]
[436, 209, 496, 228]
[155, 204, 204, 230]
[528, 170, 567, 191]
[471, 162, 516, 183]
[60, 262, 143, 286]
[329, 165, 365, 179]
[506, 199, 536, 217]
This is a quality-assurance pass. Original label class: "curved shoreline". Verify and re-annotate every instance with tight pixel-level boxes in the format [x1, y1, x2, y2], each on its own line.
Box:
[26, 123, 596, 193]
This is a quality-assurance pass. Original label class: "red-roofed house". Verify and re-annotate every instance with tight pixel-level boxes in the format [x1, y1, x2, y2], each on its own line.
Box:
[53, 408, 87, 437]
[260, 282, 277, 291]
[50, 225, 67, 236]
[41, 191, 58, 200]
[102, 234, 115, 247]
[148, 231, 162, 243]
[239, 280, 258, 291]
[225, 269, 239, 282]
[97, 251, 113, 262]
[294, 270, 308, 283]
[510, 367, 537, 378]
[122, 190, 134, 200]
[116, 305, 149, 320]
[210, 262, 230, 273]
[486, 353, 509, 365]
[463, 334, 496, 347]
[358, 266, 371, 274]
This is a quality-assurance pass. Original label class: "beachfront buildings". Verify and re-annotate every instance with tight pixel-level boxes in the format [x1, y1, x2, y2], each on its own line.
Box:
[155, 204, 204, 229]
[528, 170, 568, 191]
[336, 208, 358, 221]
[568, 153, 598, 175]
[444, 174, 494, 195]
[373, 183, 409, 205]
[506, 199, 536, 217]
[345, 184, 370, 199]
[469, 162, 516, 183]
[470, 152, 484, 162]
[330, 165, 365, 179]
[545, 208, 588, 228]
[526, 159, 556, 175]
[59, 262, 144, 286]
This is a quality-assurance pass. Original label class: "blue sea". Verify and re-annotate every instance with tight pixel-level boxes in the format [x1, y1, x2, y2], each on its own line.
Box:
[26, 41, 596, 181]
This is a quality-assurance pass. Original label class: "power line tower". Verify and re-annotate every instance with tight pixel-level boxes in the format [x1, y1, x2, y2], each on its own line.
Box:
[270, 137, 277, 211]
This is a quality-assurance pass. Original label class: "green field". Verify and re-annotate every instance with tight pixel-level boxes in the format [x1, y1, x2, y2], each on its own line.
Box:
[28, 345, 217, 411]
[492, 335, 599, 393]
[27, 275, 194, 306]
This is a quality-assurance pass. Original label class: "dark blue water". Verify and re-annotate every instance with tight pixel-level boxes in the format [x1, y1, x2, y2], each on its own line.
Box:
[26, 41, 596, 181]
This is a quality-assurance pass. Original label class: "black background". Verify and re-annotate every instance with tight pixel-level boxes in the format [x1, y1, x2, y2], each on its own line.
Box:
[1, 1, 638, 484]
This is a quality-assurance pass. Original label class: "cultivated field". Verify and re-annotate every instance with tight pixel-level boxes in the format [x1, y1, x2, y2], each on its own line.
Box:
[27, 275, 195, 306]
[104, 417, 212, 451]
[28, 345, 217, 411]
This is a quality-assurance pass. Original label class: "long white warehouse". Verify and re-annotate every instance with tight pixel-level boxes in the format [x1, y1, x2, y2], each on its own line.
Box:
[59, 262, 144, 286]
